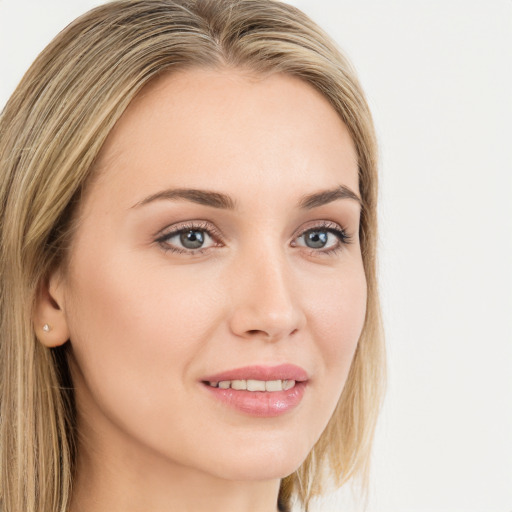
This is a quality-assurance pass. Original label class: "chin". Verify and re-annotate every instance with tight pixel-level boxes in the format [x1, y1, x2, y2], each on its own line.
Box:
[201, 436, 311, 482]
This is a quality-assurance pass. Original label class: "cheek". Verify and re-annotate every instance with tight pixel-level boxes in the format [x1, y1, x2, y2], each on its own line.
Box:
[64, 252, 223, 419]
[306, 260, 367, 393]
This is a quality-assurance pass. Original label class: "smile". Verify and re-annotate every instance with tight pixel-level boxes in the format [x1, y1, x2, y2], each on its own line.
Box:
[207, 379, 296, 391]
[201, 364, 308, 417]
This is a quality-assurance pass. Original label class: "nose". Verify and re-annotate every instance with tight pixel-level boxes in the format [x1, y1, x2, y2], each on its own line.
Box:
[227, 248, 306, 342]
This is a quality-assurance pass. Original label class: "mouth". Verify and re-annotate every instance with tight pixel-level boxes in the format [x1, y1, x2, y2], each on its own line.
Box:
[200, 364, 308, 417]
[201, 363, 308, 383]
[205, 379, 297, 392]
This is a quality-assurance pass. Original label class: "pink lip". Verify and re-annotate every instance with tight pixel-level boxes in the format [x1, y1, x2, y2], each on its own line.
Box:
[202, 364, 308, 383]
[201, 364, 308, 418]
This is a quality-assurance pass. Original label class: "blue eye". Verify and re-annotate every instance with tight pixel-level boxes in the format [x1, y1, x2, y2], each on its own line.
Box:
[303, 230, 330, 249]
[295, 225, 351, 253]
[156, 221, 351, 256]
[157, 224, 217, 253]
[179, 230, 207, 249]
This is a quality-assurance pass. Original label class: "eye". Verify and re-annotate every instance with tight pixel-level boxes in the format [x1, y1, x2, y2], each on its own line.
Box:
[155, 222, 220, 254]
[293, 223, 352, 254]
[302, 230, 333, 249]
[176, 230, 209, 250]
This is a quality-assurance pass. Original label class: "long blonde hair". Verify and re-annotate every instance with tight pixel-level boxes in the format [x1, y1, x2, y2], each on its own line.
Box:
[0, 1, 385, 511]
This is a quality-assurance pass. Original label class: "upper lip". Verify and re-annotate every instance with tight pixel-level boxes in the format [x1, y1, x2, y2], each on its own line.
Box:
[202, 364, 309, 383]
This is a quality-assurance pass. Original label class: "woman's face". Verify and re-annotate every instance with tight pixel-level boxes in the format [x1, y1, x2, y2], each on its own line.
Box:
[57, 68, 366, 481]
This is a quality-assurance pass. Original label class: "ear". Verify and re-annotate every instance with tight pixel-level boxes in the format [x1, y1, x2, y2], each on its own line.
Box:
[34, 269, 70, 347]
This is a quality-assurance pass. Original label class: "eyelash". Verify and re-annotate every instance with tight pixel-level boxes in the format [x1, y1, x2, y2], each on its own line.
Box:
[292, 221, 353, 256]
[155, 221, 223, 255]
[155, 220, 352, 256]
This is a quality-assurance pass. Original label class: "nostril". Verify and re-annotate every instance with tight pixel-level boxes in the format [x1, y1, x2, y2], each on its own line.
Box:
[245, 327, 299, 339]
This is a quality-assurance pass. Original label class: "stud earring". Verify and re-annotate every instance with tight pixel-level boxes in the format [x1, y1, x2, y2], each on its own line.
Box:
[42, 324, 51, 333]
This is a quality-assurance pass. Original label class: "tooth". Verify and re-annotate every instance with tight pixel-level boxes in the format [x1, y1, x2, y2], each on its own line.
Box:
[247, 379, 266, 391]
[265, 380, 283, 392]
[231, 380, 247, 390]
[215, 379, 296, 391]
[283, 380, 296, 390]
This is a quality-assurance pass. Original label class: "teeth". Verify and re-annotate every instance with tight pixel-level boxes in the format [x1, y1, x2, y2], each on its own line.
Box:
[265, 380, 282, 392]
[231, 380, 246, 390]
[283, 379, 295, 390]
[247, 379, 266, 391]
[208, 379, 296, 392]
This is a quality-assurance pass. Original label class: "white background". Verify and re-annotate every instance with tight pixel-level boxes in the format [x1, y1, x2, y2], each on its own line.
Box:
[1, 1, 511, 511]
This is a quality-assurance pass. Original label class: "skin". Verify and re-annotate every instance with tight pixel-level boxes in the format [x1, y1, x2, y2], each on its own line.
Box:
[37, 68, 367, 512]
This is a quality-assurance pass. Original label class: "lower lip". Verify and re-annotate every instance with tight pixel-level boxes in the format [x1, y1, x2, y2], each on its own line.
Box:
[202, 382, 307, 417]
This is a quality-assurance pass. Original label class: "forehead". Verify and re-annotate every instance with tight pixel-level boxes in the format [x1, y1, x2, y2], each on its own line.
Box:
[91, 67, 359, 207]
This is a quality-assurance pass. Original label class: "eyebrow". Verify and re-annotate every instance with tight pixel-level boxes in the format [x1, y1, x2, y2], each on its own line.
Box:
[131, 185, 361, 210]
[132, 188, 236, 210]
[298, 185, 362, 209]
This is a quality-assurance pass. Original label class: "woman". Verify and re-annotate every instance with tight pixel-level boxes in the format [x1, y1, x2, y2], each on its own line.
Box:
[0, 1, 385, 511]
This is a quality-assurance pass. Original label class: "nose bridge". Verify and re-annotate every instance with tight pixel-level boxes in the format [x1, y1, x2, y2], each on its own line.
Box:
[228, 241, 304, 341]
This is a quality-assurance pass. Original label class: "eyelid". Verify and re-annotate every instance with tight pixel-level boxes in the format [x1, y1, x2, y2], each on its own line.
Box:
[293, 220, 351, 240]
[155, 220, 222, 239]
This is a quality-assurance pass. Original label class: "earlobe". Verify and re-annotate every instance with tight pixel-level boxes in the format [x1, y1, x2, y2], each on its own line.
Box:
[34, 270, 70, 348]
